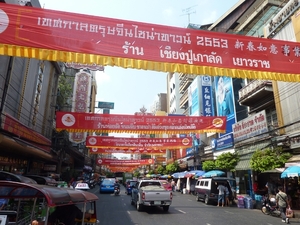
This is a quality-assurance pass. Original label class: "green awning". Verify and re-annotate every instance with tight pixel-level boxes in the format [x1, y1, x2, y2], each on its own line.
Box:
[235, 140, 271, 170]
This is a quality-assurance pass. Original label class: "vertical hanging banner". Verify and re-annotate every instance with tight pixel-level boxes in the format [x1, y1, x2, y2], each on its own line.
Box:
[0, 4, 300, 81]
[69, 71, 91, 143]
[55, 111, 227, 134]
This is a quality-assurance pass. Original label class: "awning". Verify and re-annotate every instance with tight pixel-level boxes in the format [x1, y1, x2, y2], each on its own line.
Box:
[284, 154, 300, 167]
[235, 140, 270, 170]
[235, 159, 251, 170]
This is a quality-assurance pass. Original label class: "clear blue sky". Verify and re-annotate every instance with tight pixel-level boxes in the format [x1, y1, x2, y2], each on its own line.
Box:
[40, 0, 240, 115]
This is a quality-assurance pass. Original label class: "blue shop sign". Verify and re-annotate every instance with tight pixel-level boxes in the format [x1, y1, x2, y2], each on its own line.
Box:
[215, 133, 234, 150]
[186, 147, 194, 157]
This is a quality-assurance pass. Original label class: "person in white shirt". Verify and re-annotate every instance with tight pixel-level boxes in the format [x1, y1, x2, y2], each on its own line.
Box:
[216, 182, 226, 207]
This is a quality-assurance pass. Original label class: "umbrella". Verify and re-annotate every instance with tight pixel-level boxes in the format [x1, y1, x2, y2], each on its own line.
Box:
[202, 170, 225, 178]
[281, 166, 300, 178]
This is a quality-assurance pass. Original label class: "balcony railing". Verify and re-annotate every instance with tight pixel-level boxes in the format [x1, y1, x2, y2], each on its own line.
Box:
[238, 79, 272, 100]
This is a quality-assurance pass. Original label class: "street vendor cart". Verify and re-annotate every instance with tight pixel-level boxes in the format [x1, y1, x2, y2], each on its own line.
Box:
[0, 181, 99, 225]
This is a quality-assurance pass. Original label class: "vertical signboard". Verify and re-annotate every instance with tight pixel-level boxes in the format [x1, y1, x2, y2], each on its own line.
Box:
[69, 71, 91, 143]
[201, 76, 214, 117]
[214, 76, 236, 137]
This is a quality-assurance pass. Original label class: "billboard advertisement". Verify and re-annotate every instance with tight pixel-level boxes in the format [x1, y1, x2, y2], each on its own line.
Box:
[214, 76, 236, 137]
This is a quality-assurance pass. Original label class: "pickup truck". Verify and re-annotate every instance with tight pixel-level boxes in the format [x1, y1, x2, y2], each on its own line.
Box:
[131, 179, 172, 212]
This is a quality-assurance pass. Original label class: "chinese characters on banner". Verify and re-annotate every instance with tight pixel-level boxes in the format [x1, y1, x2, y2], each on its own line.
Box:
[55, 111, 226, 134]
[0, 4, 300, 81]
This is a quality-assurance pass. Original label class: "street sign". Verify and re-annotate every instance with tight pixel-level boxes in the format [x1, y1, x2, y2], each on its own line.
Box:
[98, 101, 114, 109]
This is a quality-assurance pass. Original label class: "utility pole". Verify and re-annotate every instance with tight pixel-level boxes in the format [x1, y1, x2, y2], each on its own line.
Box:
[181, 5, 197, 25]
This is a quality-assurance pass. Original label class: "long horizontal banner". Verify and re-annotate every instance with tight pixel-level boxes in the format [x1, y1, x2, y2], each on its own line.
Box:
[89, 148, 166, 155]
[1, 4, 300, 81]
[105, 166, 138, 172]
[96, 158, 154, 166]
[55, 111, 226, 134]
[86, 136, 192, 149]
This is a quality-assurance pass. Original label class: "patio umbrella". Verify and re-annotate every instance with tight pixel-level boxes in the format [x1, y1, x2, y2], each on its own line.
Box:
[202, 170, 225, 178]
[281, 166, 300, 178]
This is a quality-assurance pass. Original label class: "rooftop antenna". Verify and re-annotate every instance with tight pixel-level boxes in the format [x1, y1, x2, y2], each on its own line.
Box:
[181, 5, 197, 25]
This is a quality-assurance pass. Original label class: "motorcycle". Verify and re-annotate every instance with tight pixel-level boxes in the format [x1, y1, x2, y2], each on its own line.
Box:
[114, 186, 120, 196]
[261, 195, 281, 217]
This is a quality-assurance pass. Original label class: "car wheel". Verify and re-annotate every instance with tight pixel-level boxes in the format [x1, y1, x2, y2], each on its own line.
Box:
[196, 194, 200, 202]
[163, 206, 169, 212]
[204, 195, 209, 205]
[136, 201, 143, 211]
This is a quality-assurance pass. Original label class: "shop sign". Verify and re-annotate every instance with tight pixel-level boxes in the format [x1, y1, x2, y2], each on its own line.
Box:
[232, 110, 268, 142]
[43, 164, 56, 171]
[215, 133, 234, 150]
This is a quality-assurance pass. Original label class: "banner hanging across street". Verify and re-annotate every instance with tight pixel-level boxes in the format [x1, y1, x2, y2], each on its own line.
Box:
[96, 158, 154, 166]
[55, 111, 226, 134]
[89, 148, 167, 155]
[1, 3, 300, 81]
[86, 136, 192, 149]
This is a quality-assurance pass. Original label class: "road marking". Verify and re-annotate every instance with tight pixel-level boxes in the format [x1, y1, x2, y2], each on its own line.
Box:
[127, 211, 131, 215]
[188, 199, 192, 201]
[224, 210, 234, 214]
[177, 209, 186, 214]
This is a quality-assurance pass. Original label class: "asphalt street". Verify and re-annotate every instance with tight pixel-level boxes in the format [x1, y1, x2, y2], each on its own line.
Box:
[89, 185, 299, 225]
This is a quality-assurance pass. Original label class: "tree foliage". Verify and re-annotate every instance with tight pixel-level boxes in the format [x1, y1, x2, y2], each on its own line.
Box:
[202, 160, 216, 171]
[133, 171, 140, 178]
[250, 147, 292, 172]
[166, 162, 179, 174]
[56, 73, 74, 108]
[157, 165, 166, 175]
[215, 152, 240, 172]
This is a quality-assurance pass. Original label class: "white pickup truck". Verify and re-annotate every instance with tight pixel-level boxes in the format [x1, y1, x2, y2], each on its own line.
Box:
[131, 179, 172, 212]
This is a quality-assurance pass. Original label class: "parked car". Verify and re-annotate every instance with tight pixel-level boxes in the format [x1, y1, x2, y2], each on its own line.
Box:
[195, 177, 236, 205]
[100, 178, 115, 193]
[0, 171, 37, 184]
[160, 180, 172, 191]
[126, 180, 138, 195]
[24, 175, 58, 186]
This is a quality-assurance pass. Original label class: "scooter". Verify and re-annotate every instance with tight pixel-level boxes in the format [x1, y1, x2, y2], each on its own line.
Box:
[261, 195, 281, 217]
[114, 186, 120, 196]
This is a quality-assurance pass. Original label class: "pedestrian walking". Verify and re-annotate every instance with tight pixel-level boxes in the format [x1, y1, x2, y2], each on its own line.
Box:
[171, 179, 175, 192]
[216, 182, 226, 207]
[225, 185, 230, 206]
[276, 186, 290, 224]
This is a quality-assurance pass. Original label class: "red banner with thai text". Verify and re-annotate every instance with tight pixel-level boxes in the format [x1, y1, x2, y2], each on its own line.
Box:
[55, 111, 226, 134]
[105, 166, 138, 172]
[86, 136, 192, 149]
[96, 158, 154, 166]
[1, 3, 300, 81]
[89, 148, 166, 155]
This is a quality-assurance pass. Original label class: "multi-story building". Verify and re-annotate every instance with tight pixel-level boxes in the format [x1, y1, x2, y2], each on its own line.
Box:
[0, 0, 61, 175]
[207, 0, 294, 196]
[0, 0, 99, 177]
[167, 72, 184, 115]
